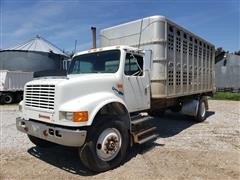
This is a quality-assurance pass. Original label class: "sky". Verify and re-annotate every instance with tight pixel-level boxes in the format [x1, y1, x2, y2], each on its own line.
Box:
[0, 0, 239, 53]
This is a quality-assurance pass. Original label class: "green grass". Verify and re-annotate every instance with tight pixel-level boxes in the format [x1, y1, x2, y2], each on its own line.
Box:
[211, 92, 240, 101]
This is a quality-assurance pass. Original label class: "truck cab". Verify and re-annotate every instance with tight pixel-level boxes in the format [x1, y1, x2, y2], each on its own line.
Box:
[68, 45, 151, 113]
[16, 46, 154, 172]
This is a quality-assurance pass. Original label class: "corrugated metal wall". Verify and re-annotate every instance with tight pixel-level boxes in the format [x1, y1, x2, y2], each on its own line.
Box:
[215, 54, 240, 91]
[0, 50, 65, 72]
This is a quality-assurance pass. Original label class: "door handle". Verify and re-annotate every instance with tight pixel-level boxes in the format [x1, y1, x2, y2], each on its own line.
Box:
[144, 84, 150, 95]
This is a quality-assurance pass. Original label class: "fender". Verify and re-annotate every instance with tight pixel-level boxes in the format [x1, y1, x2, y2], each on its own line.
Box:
[59, 91, 129, 126]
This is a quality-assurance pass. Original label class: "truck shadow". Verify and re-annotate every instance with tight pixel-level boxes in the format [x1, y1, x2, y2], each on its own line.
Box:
[125, 110, 215, 162]
[152, 110, 215, 138]
[28, 146, 95, 176]
[27, 111, 214, 176]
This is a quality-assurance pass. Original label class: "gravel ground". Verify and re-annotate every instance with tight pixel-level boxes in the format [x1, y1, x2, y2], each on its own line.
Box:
[0, 100, 239, 179]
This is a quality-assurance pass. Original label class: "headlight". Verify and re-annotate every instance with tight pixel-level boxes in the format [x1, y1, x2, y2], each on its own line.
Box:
[65, 112, 73, 120]
[63, 111, 88, 122]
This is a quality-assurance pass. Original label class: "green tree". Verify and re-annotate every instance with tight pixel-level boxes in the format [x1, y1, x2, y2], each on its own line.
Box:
[234, 50, 240, 56]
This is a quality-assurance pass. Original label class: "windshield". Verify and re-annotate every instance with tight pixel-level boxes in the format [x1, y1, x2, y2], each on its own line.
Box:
[68, 50, 120, 74]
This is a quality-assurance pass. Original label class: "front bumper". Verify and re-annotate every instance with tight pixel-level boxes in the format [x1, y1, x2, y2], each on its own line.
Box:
[16, 117, 87, 147]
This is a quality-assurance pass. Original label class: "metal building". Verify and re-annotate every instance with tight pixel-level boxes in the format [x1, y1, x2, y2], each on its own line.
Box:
[215, 53, 240, 92]
[0, 36, 69, 72]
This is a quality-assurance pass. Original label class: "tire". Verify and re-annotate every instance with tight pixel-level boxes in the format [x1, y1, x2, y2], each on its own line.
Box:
[195, 98, 207, 122]
[170, 103, 182, 112]
[1, 93, 13, 104]
[79, 119, 129, 172]
[15, 92, 23, 103]
[28, 135, 55, 148]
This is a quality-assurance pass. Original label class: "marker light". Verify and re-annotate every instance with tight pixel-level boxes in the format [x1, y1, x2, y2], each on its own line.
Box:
[117, 83, 123, 89]
[64, 111, 88, 122]
[73, 111, 88, 122]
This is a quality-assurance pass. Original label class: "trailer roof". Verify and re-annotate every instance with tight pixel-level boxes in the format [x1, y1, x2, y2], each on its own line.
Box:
[101, 15, 214, 47]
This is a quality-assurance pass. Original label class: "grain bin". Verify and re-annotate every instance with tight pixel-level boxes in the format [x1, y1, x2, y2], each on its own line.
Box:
[0, 36, 69, 72]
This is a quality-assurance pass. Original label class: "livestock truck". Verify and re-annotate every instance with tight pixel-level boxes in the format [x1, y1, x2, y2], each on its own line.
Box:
[16, 16, 215, 172]
[0, 70, 33, 104]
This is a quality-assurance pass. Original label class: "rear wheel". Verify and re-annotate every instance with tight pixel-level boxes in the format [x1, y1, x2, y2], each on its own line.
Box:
[1, 93, 13, 104]
[195, 98, 207, 122]
[170, 102, 182, 112]
[28, 135, 55, 148]
[79, 119, 129, 172]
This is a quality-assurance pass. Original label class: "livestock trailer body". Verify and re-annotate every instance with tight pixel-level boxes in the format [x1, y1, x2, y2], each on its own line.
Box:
[100, 16, 215, 99]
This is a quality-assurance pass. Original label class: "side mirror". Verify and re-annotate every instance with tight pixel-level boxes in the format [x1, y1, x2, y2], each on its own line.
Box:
[63, 59, 71, 70]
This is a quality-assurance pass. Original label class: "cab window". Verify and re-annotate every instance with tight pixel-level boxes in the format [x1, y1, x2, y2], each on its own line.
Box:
[69, 50, 120, 74]
[124, 53, 143, 76]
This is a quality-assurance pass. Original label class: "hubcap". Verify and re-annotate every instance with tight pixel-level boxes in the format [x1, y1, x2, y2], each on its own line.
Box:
[96, 128, 122, 161]
[4, 95, 12, 104]
[200, 101, 206, 118]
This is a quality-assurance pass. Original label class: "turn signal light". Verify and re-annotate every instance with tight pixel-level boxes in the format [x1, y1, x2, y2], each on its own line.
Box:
[117, 83, 123, 89]
[73, 112, 88, 122]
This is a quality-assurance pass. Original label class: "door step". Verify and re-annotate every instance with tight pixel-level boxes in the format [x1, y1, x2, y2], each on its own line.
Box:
[130, 113, 158, 144]
[132, 126, 157, 144]
[131, 115, 154, 125]
[137, 134, 158, 144]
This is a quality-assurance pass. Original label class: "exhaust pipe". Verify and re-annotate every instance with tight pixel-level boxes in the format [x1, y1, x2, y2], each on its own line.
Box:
[91, 27, 96, 49]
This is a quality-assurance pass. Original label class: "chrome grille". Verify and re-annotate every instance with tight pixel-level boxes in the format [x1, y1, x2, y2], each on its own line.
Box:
[25, 84, 55, 110]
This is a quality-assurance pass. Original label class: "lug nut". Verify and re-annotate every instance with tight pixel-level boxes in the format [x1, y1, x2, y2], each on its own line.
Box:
[43, 130, 48, 136]
[24, 127, 28, 132]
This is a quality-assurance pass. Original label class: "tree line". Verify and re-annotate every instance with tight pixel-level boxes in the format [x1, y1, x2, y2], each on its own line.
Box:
[215, 48, 240, 63]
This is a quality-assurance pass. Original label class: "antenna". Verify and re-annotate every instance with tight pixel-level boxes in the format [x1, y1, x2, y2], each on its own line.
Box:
[137, 19, 143, 50]
[74, 40, 77, 53]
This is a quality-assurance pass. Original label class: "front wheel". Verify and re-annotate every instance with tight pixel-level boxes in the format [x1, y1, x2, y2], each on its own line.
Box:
[79, 120, 129, 172]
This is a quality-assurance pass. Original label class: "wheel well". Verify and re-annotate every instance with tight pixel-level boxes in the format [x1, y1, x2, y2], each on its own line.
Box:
[94, 102, 130, 129]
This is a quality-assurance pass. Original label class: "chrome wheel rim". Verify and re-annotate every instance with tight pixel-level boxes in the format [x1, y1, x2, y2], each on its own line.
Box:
[96, 128, 122, 161]
[200, 101, 206, 118]
[4, 95, 12, 104]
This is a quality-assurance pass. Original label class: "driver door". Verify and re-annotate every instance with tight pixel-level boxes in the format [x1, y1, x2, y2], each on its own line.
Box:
[123, 52, 150, 112]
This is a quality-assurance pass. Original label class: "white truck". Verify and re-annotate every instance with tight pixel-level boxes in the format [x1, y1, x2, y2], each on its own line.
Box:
[16, 16, 215, 172]
[0, 70, 33, 104]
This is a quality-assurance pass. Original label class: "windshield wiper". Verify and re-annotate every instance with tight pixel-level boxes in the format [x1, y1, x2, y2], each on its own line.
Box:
[91, 71, 102, 73]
